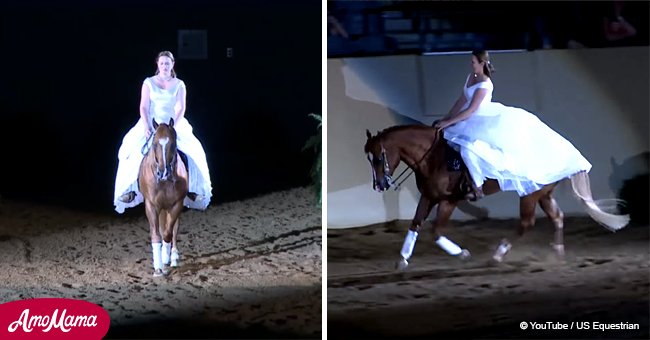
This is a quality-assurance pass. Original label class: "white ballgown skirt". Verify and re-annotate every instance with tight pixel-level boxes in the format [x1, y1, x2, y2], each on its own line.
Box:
[443, 102, 592, 196]
[113, 117, 212, 213]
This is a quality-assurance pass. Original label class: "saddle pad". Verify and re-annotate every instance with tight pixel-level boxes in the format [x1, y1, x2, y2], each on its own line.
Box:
[444, 142, 466, 172]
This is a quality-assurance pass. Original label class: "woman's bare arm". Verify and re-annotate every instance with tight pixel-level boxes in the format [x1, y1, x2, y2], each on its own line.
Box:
[174, 83, 186, 122]
[139, 83, 152, 136]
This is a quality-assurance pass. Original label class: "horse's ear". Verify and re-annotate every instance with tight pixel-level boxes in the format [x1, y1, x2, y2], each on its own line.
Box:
[366, 129, 372, 140]
[152, 119, 158, 130]
[168, 118, 174, 128]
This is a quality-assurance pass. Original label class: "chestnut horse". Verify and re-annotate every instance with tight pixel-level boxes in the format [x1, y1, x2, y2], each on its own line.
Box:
[139, 118, 189, 277]
[364, 125, 630, 269]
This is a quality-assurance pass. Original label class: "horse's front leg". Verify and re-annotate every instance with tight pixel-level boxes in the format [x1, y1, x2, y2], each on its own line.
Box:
[432, 199, 470, 259]
[397, 195, 435, 270]
[145, 201, 164, 277]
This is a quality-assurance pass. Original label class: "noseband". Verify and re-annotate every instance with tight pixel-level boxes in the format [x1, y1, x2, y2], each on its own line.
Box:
[151, 137, 177, 183]
[368, 129, 440, 191]
[381, 146, 392, 186]
[368, 143, 393, 190]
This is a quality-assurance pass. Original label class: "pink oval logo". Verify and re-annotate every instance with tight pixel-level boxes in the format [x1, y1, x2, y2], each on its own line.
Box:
[0, 298, 110, 340]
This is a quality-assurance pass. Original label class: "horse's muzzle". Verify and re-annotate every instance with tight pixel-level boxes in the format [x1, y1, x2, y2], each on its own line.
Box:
[156, 165, 174, 182]
[374, 175, 392, 192]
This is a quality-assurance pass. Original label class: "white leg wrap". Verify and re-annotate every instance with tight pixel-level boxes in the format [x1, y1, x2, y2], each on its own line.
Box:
[436, 236, 462, 256]
[400, 230, 418, 260]
[496, 243, 511, 256]
[162, 241, 172, 265]
[152, 242, 162, 270]
[171, 247, 180, 267]
[493, 241, 512, 262]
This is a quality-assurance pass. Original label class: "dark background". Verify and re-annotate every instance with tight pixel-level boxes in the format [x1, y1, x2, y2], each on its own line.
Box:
[0, 0, 322, 213]
[328, 0, 649, 57]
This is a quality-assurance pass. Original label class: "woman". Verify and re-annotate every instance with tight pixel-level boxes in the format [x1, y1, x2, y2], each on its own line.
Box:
[433, 50, 592, 200]
[114, 51, 212, 213]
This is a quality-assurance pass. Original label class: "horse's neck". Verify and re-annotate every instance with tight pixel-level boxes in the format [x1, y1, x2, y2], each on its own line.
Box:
[392, 129, 438, 168]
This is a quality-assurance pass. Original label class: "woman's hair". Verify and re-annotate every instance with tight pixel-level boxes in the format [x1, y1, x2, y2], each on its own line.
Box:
[155, 51, 177, 78]
[472, 50, 495, 78]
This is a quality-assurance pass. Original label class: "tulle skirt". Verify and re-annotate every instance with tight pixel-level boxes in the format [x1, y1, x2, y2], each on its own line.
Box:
[443, 102, 592, 196]
[113, 117, 212, 213]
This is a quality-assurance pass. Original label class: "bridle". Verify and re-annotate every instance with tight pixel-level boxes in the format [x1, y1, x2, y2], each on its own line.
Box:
[369, 128, 440, 191]
[367, 143, 393, 191]
[150, 135, 178, 184]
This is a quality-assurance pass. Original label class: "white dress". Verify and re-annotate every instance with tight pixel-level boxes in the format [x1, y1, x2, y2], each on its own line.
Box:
[443, 74, 592, 196]
[113, 77, 212, 213]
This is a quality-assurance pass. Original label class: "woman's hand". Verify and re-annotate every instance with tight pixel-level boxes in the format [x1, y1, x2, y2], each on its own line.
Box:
[433, 119, 452, 130]
[144, 125, 152, 138]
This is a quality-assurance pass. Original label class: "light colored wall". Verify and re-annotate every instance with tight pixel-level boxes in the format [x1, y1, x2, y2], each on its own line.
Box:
[327, 47, 649, 228]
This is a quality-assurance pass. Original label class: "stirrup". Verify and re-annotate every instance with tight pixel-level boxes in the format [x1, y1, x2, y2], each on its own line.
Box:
[119, 191, 136, 203]
[187, 192, 198, 201]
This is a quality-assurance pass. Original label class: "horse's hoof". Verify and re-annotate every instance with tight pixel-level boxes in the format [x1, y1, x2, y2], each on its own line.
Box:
[171, 249, 180, 267]
[153, 269, 165, 277]
[492, 240, 512, 263]
[396, 257, 409, 271]
[458, 249, 471, 260]
[551, 243, 565, 258]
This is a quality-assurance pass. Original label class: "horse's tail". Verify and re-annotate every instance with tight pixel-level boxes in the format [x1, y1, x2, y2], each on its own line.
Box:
[570, 171, 630, 232]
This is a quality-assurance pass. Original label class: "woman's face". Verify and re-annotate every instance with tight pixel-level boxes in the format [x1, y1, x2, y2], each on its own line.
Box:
[471, 55, 484, 74]
[157, 56, 174, 77]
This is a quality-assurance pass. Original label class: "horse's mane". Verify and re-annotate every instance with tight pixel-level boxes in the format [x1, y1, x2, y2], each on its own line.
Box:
[366, 124, 441, 154]
[378, 124, 431, 136]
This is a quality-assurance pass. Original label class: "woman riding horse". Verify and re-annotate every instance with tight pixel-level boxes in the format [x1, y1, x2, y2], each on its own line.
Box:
[433, 50, 593, 202]
[114, 51, 212, 214]
[113, 51, 213, 276]
[365, 50, 629, 268]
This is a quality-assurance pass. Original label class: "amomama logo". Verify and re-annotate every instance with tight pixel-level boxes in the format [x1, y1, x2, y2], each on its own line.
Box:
[0, 298, 110, 339]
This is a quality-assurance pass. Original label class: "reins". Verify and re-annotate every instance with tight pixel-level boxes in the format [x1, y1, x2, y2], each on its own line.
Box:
[391, 127, 442, 191]
[141, 132, 154, 155]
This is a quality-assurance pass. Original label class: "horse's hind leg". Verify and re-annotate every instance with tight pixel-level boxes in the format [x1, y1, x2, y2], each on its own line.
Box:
[170, 217, 180, 267]
[539, 192, 565, 257]
[167, 203, 184, 268]
[493, 194, 538, 262]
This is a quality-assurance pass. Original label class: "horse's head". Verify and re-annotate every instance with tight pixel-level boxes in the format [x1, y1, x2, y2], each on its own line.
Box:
[364, 129, 400, 192]
[151, 118, 178, 182]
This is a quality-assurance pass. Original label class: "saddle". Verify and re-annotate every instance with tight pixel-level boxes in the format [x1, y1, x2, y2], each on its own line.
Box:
[119, 151, 196, 204]
[177, 152, 198, 201]
[443, 142, 479, 201]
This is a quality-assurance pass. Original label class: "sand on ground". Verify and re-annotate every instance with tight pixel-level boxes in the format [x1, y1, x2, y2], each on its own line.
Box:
[328, 215, 649, 339]
[0, 187, 322, 339]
